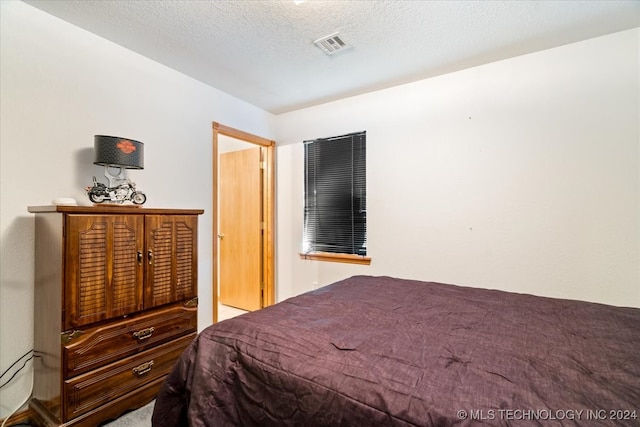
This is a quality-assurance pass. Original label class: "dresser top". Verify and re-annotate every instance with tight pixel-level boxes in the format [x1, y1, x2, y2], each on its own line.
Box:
[28, 205, 204, 215]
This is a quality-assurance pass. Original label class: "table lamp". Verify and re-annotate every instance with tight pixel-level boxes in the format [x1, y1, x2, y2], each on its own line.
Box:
[94, 135, 144, 187]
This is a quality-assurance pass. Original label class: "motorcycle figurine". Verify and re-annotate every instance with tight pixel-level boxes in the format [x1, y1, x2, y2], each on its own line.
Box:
[86, 176, 147, 205]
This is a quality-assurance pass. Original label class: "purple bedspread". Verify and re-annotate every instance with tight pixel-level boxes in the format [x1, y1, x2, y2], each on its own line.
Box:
[152, 275, 640, 426]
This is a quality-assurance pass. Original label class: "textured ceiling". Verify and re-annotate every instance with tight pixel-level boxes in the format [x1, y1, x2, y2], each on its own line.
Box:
[23, 0, 640, 114]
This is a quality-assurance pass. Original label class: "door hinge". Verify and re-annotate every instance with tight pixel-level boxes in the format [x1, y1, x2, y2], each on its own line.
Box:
[184, 296, 198, 308]
[61, 329, 84, 344]
[260, 282, 265, 307]
[259, 161, 266, 170]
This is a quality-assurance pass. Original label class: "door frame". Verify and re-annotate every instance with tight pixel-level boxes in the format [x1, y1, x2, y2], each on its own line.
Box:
[212, 122, 275, 323]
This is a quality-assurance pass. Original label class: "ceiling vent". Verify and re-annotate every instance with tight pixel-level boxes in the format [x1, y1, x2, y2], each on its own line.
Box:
[313, 33, 350, 56]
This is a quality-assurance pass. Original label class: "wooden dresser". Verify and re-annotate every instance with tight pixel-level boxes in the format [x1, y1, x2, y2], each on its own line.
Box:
[27, 206, 204, 427]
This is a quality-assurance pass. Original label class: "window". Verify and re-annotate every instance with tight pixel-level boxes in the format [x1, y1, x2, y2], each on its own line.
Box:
[301, 131, 370, 264]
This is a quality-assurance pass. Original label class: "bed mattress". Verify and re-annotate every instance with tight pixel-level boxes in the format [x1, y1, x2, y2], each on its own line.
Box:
[152, 275, 640, 426]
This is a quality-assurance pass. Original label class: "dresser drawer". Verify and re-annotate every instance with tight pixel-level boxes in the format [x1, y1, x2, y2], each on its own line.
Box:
[63, 333, 194, 421]
[64, 305, 196, 377]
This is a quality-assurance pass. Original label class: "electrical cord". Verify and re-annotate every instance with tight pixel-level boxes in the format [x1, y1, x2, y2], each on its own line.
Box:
[0, 350, 38, 426]
[0, 382, 33, 427]
[0, 350, 33, 382]
[0, 351, 37, 389]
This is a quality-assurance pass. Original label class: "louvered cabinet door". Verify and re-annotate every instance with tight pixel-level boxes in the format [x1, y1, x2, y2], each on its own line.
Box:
[65, 215, 144, 329]
[144, 215, 198, 308]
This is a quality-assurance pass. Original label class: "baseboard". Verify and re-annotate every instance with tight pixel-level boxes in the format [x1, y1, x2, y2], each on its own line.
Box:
[0, 407, 33, 426]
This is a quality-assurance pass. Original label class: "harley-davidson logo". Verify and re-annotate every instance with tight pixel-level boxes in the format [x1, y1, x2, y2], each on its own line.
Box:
[117, 140, 137, 154]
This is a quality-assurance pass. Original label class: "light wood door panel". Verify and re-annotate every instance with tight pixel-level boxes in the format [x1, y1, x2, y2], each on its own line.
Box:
[219, 147, 262, 311]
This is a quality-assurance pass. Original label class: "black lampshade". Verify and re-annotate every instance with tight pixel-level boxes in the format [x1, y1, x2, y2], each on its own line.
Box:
[94, 135, 144, 169]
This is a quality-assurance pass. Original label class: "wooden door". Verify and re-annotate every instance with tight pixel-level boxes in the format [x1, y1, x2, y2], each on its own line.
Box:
[65, 214, 144, 329]
[145, 215, 199, 309]
[219, 147, 263, 311]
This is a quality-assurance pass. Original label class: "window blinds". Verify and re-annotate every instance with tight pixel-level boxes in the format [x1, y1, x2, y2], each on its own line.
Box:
[303, 131, 366, 256]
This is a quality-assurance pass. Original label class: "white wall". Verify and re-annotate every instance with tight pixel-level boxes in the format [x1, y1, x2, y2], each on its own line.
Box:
[275, 28, 640, 308]
[0, 1, 275, 417]
[2, 0, 639, 420]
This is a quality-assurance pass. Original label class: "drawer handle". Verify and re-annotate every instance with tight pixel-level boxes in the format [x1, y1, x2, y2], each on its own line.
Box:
[133, 327, 155, 341]
[132, 360, 154, 376]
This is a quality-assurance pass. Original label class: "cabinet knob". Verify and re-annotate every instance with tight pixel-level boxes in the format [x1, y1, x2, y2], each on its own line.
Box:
[137, 250, 143, 264]
[147, 250, 153, 264]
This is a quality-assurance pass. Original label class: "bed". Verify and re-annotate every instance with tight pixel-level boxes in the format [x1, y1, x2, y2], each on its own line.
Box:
[152, 275, 640, 426]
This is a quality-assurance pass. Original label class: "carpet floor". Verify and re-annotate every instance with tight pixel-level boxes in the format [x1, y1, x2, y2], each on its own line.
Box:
[100, 401, 154, 427]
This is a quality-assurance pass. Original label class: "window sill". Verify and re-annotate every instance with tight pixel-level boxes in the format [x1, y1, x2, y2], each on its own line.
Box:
[299, 252, 371, 265]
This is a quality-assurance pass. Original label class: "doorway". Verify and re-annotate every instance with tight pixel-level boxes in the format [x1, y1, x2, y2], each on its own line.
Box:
[212, 122, 275, 323]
